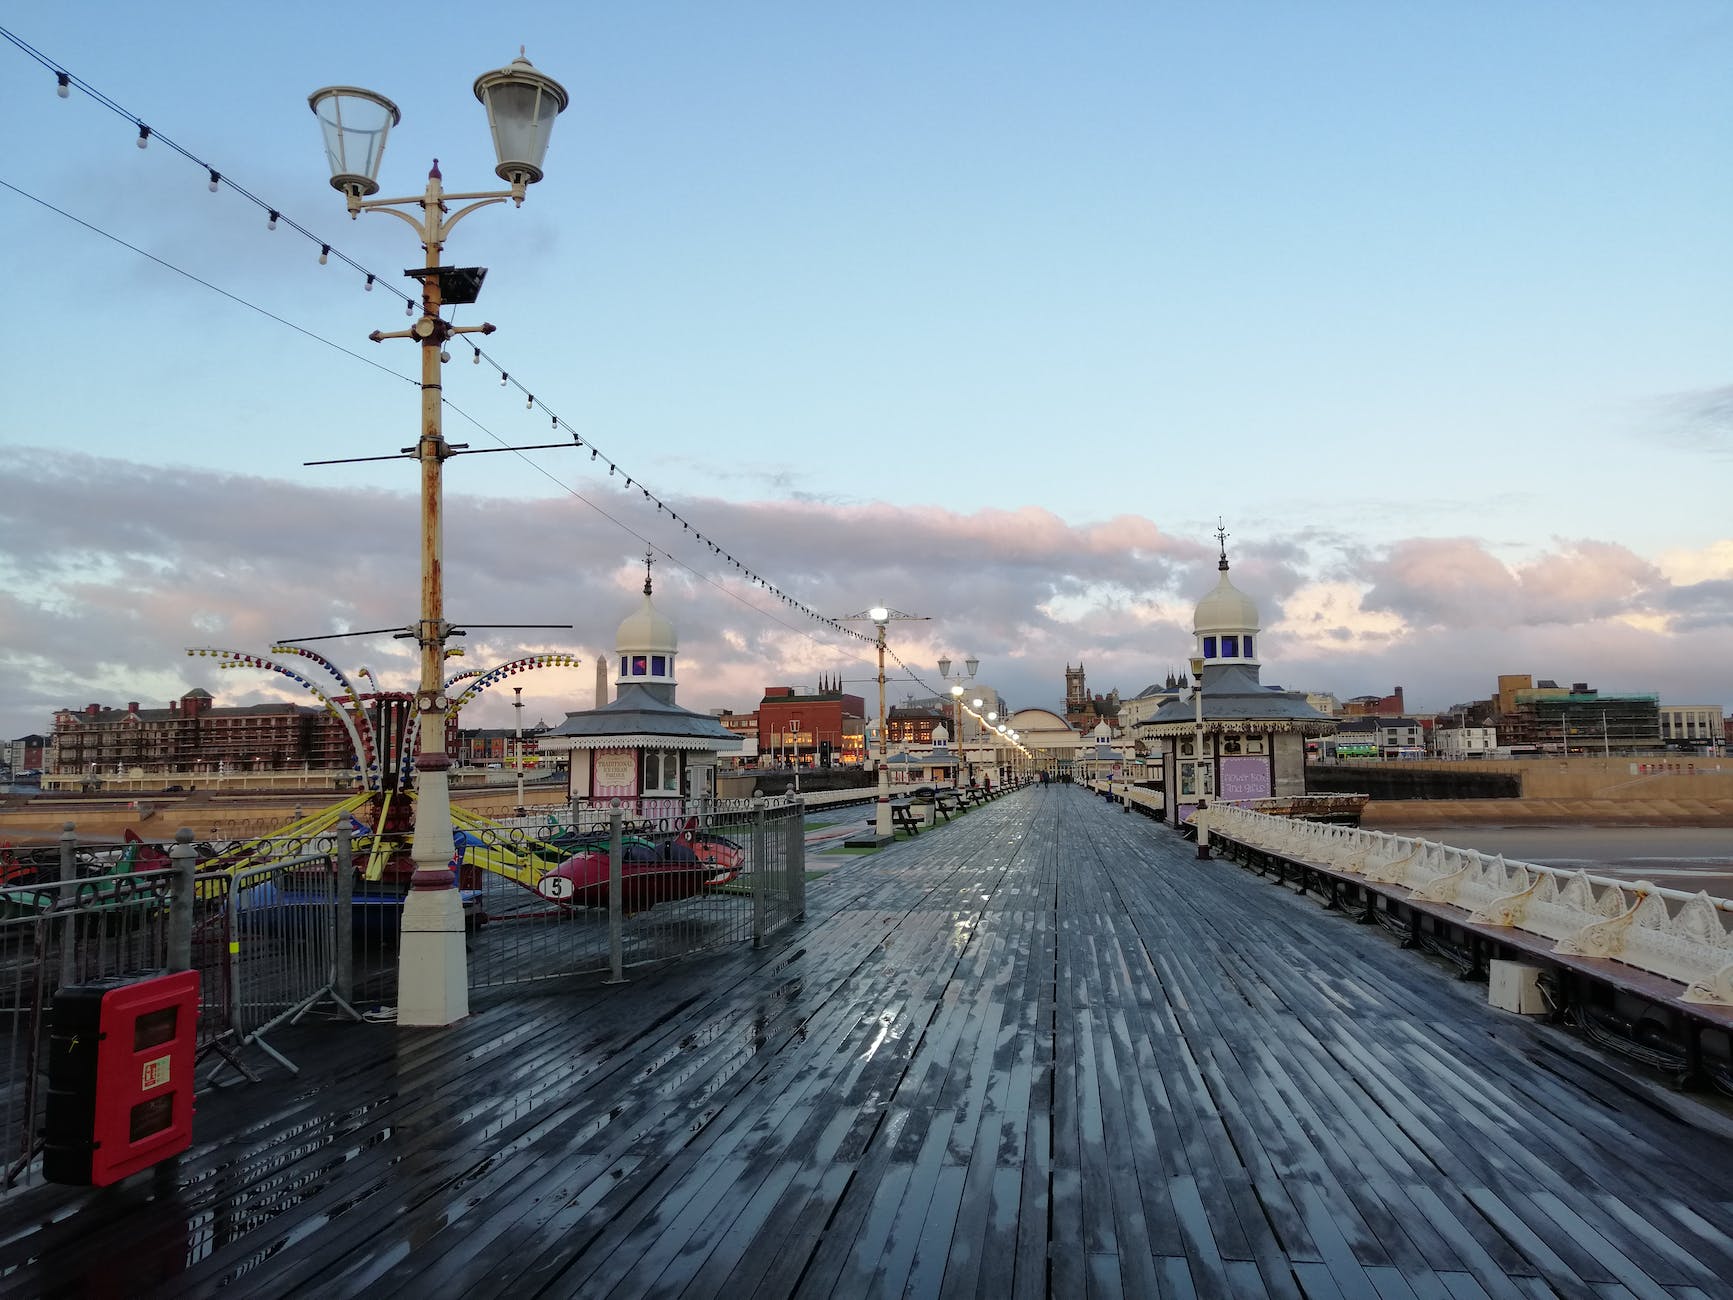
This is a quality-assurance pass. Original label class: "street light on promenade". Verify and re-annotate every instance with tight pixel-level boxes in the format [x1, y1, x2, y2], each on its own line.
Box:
[842, 607, 926, 843]
[871, 608, 892, 842]
[937, 655, 978, 789]
[1189, 654, 1210, 858]
[513, 685, 525, 816]
[308, 54, 567, 1026]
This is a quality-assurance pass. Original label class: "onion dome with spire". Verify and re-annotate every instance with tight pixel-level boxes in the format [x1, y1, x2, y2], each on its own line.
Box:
[1193, 522, 1260, 667]
[541, 554, 739, 791]
[615, 554, 679, 692]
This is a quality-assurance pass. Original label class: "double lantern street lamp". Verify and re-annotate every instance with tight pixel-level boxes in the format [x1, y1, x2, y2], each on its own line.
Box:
[937, 655, 978, 788]
[870, 608, 893, 844]
[308, 53, 568, 1027]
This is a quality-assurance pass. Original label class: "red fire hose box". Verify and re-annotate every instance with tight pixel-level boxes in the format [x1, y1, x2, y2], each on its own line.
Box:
[43, 969, 199, 1186]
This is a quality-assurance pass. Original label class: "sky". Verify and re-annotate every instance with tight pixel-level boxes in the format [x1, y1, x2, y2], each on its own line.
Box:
[2, 3, 1731, 740]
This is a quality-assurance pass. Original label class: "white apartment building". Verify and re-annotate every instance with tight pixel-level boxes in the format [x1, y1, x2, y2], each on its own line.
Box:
[1435, 726, 1498, 758]
[1658, 705, 1724, 752]
[1377, 717, 1426, 756]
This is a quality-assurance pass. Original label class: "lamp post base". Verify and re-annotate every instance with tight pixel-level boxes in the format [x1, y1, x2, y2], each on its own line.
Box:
[844, 781, 897, 848]
[396, 887, 469, 1026]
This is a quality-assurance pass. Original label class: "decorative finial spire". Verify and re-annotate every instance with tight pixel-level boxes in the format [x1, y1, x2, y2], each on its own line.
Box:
[1215, 518, 1230, 571]
[643, 551, 654, 596]
[429, 157, 441, 180]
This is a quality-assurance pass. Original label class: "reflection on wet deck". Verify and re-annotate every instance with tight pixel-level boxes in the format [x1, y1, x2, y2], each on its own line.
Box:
[3, 785, 1731, 1297]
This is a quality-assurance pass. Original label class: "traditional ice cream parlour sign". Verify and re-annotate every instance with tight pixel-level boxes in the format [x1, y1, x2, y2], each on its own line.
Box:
[593, 750, 636, 790]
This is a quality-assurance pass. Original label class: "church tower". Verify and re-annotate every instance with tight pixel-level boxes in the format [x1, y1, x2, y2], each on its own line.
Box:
[1064, 664, 1087, 724]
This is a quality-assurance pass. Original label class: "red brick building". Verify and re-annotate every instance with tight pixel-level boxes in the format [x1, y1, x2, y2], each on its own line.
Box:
[758, 677, 865, 767]
[887, 705, 946, 746]
[51, 688, 355, 774]
[1342, 686, 1406, 717]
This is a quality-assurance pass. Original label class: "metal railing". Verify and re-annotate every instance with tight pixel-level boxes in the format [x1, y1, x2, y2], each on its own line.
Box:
[0, 826, 218, 1192]
[1, 801, 809, 1186]
[462, 796, 806, 992]
[1203, 805, 1733, 1006]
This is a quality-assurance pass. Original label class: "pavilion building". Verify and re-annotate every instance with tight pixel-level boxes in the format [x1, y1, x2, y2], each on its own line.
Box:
[1144, 536, 1335, 824]
[539, 565, 739, 814]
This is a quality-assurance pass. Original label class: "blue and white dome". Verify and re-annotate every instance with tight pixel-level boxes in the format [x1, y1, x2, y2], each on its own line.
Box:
[1192, 545, 1260, 668]
[615, 564, 678, 688]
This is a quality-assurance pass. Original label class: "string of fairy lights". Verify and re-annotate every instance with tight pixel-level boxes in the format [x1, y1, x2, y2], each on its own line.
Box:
[4, 29, 1038, 712]
[2, 27, 880, 644]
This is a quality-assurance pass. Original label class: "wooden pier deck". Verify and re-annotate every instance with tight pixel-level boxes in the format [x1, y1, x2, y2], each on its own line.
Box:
[4, 784, 1731, 1298]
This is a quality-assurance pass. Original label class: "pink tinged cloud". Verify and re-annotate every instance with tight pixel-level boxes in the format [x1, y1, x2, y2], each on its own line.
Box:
[1361, 537, 1664, 629]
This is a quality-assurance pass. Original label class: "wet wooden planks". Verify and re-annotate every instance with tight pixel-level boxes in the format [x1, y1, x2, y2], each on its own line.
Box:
[2, 785, 1732, 1298]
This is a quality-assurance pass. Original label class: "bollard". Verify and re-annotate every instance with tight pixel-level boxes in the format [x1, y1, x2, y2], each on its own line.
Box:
[58, 821, 79, 988]
[168, 827, 196, 972]
[605, 803, 626, 984]
[1195, 800, 1211, 860]
[334, 822, 355, 1006]
[750, 795, 768, 947]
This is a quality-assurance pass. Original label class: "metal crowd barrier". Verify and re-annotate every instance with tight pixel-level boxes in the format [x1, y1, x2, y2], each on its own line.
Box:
[0, 828, 183, 1192]
[463, 796, 807, 994]
[220, 832, 360, 1076]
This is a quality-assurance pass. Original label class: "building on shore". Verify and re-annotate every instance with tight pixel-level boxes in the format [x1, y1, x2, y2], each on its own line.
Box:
[1142, 535, 1335, 823]
[998, 707, 1082, 778]
[1494, 675, 1660, 753]
[1659, 705, 1725, 754]
[3, 734, 48, 775]
[452, 725, 548, 769]
[49, 689, 354, 777]
[1342, 687, 1405, 717]
[1062, 665, 1121, 733]
[887, 704, 948, 747]
[757, 676, 866, 769]
[1434, 724, 1499, 758]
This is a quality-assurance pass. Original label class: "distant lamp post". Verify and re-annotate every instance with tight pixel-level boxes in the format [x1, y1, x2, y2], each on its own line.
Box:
[512, 685, 525, 816]
[308, 52, 567, 1028]
[937, 655, 980, 788]
[870, 607, 892, 841]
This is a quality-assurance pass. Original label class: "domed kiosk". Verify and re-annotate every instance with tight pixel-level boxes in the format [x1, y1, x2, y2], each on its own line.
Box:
[539, 560, 740, 813]
[1143, 530, 1335, 825]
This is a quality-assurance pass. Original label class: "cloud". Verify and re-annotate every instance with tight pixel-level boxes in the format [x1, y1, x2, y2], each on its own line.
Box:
[1360, 537, 1662, 628]
[1658, 539, 1733, 586]
[3, 449, 1730, 743]
[0, 449, 1203, 737]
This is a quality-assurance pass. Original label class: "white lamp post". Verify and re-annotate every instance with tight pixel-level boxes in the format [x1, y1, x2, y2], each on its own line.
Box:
[871, 607, 892, 843]
[937, 654, 979, 790]
[308, 52, 567, 1027]
[1190, 654, 1210, 858]
[512, 685, 525, 816]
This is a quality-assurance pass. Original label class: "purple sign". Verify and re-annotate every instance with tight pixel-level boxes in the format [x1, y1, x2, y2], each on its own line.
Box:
[1219, 755, 1270, 801]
